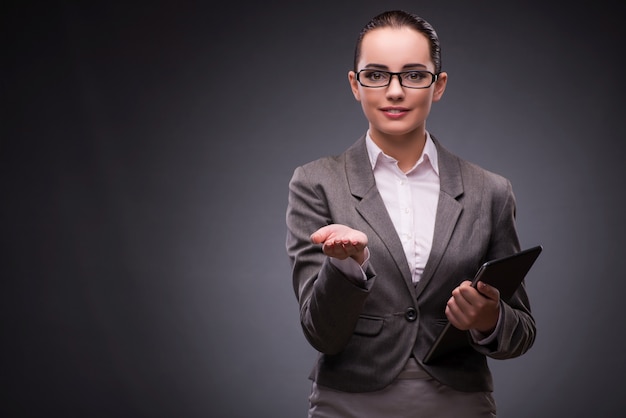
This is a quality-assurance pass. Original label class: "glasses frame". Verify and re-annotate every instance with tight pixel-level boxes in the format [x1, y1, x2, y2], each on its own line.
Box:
[356, 69, 439, 89]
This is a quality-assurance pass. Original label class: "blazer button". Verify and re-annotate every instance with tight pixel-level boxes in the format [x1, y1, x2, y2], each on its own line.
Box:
[405, 307, 417, 322]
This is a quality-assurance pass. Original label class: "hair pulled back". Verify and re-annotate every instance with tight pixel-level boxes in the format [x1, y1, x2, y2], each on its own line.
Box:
[353, 10, 442, 74]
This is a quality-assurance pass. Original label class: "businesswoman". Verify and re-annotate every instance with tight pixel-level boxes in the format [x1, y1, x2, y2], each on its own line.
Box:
[286, 10, 535, 417]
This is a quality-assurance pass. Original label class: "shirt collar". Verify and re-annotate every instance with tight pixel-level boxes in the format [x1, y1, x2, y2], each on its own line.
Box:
[365, 131, 439, 175]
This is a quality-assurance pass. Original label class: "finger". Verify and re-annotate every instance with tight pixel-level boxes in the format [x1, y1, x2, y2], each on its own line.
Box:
[322, 242, 349, 259]
[335, 234, 361, 247]
[345, 242, 363, 256]
[445, 300, 470, 330]
[458, 281, 491, 305]
[450, 287, 473, 314]
[322, 240, 339, 252]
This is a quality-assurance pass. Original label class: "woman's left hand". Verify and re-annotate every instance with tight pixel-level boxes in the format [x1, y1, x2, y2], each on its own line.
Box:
[445, 281, 501, 334]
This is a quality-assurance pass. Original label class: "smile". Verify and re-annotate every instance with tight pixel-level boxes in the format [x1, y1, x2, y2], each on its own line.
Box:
[381, 107, 409, 118]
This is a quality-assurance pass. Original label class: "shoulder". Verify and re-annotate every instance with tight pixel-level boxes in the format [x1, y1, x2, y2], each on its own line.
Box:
[298, 153, 344, 173]
[462, 157, 512, 193]
[290, 136, 366, 182]
[290, 154, 344, 187]
[434, 135, 512, 194]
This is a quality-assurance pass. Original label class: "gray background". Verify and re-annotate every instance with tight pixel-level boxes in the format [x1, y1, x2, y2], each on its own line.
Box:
[2, 1, 625, 417]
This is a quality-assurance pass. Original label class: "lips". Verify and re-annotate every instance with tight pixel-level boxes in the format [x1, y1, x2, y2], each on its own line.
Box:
[380, 107, 409, 118]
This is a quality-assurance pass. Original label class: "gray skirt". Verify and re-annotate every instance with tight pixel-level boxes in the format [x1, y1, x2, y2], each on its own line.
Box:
[308, 358, 496, 418]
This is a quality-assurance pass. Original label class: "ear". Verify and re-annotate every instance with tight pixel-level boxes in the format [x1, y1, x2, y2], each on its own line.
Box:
[348, 71, 361, 101]
[432, 71, 448, 102]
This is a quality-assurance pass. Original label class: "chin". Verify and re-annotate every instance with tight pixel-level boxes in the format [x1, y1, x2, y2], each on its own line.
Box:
[378, 125, 422, 138]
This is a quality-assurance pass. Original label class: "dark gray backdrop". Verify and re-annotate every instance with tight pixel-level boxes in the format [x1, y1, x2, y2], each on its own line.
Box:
[3, 1, 624, 417]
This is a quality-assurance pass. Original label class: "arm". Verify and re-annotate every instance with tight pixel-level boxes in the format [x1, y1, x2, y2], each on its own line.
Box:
[446, 179, 536, 359]
[286, 165, 375, 354]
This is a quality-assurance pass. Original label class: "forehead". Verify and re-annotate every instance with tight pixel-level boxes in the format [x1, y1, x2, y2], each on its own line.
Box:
[358, 27, 433, 71]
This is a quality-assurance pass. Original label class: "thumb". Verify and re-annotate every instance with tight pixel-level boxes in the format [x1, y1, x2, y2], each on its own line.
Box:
[310, 224, 335, 244]
[476, 281, 500, 302]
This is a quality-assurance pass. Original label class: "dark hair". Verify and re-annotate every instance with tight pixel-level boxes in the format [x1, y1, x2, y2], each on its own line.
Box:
[353, 10, 442, 74]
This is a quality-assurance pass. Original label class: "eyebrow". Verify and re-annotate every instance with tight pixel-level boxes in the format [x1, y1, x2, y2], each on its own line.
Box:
[363, 63, 428, 70]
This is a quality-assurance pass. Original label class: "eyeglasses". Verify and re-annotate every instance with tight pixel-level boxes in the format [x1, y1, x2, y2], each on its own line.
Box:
[356, 69, 438, 89]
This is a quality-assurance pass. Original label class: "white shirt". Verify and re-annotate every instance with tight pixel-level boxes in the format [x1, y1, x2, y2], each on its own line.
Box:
[331, 131, 439, 284]
[366, 131, 439, 283]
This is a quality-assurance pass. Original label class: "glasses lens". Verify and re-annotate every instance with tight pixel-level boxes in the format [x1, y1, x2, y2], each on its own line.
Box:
[358, 70, 390, 87]
[401, 71, 434, 88]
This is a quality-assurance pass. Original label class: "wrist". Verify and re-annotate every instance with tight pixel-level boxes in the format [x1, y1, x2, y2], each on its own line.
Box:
[350, 246, 369, 266]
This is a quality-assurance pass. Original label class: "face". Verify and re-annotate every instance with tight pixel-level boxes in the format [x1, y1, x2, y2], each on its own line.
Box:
[348, 27, 447, 144]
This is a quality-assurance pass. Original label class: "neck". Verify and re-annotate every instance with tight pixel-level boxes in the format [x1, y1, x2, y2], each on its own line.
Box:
[370, 129, 427, 172]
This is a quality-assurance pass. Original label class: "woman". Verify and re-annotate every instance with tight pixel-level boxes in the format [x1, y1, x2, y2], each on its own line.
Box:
[286, 10, 535, 417]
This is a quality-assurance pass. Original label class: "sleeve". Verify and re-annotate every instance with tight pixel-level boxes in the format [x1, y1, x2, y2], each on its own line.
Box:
[329, 247, 370, 285]
[471, 179, 537, 359]
[286, 165, 375, 355]
[469, 304, 503, 345]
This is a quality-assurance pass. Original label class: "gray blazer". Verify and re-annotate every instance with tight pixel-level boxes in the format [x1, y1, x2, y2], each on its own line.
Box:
[285, 134, 535, 393]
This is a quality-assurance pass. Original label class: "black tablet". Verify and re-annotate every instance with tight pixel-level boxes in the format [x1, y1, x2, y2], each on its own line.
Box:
[422, 245, 543, 364]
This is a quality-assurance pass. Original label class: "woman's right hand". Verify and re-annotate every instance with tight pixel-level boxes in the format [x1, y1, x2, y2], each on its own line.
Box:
[310, 224, 368, 265]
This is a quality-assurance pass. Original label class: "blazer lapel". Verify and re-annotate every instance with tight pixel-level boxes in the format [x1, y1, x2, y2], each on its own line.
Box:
[415, 136, 464, 299]
[344, 137, 415, 293]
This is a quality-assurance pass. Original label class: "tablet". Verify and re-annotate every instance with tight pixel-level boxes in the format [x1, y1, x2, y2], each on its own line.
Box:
[422, 245, 543, 364]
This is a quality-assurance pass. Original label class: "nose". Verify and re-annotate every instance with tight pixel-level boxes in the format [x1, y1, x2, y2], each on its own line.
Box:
[386, 74, 405, 99]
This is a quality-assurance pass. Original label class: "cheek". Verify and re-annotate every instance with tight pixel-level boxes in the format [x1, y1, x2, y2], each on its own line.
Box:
[361, 101, 381, 122]
[360, 93, 381, 112]
[410, 92, 436, 118]
[414, 90, 435, 106]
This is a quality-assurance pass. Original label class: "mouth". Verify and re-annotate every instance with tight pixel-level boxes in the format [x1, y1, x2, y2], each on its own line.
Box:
[380, 107, 409, 117]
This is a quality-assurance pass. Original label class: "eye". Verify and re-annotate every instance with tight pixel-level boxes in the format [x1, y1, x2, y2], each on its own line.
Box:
[363, 70, 388, 81]
[404, 71, 428, 81]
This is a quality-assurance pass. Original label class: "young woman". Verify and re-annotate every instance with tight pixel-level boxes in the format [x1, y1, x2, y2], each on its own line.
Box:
[286, 10, 535, 417]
